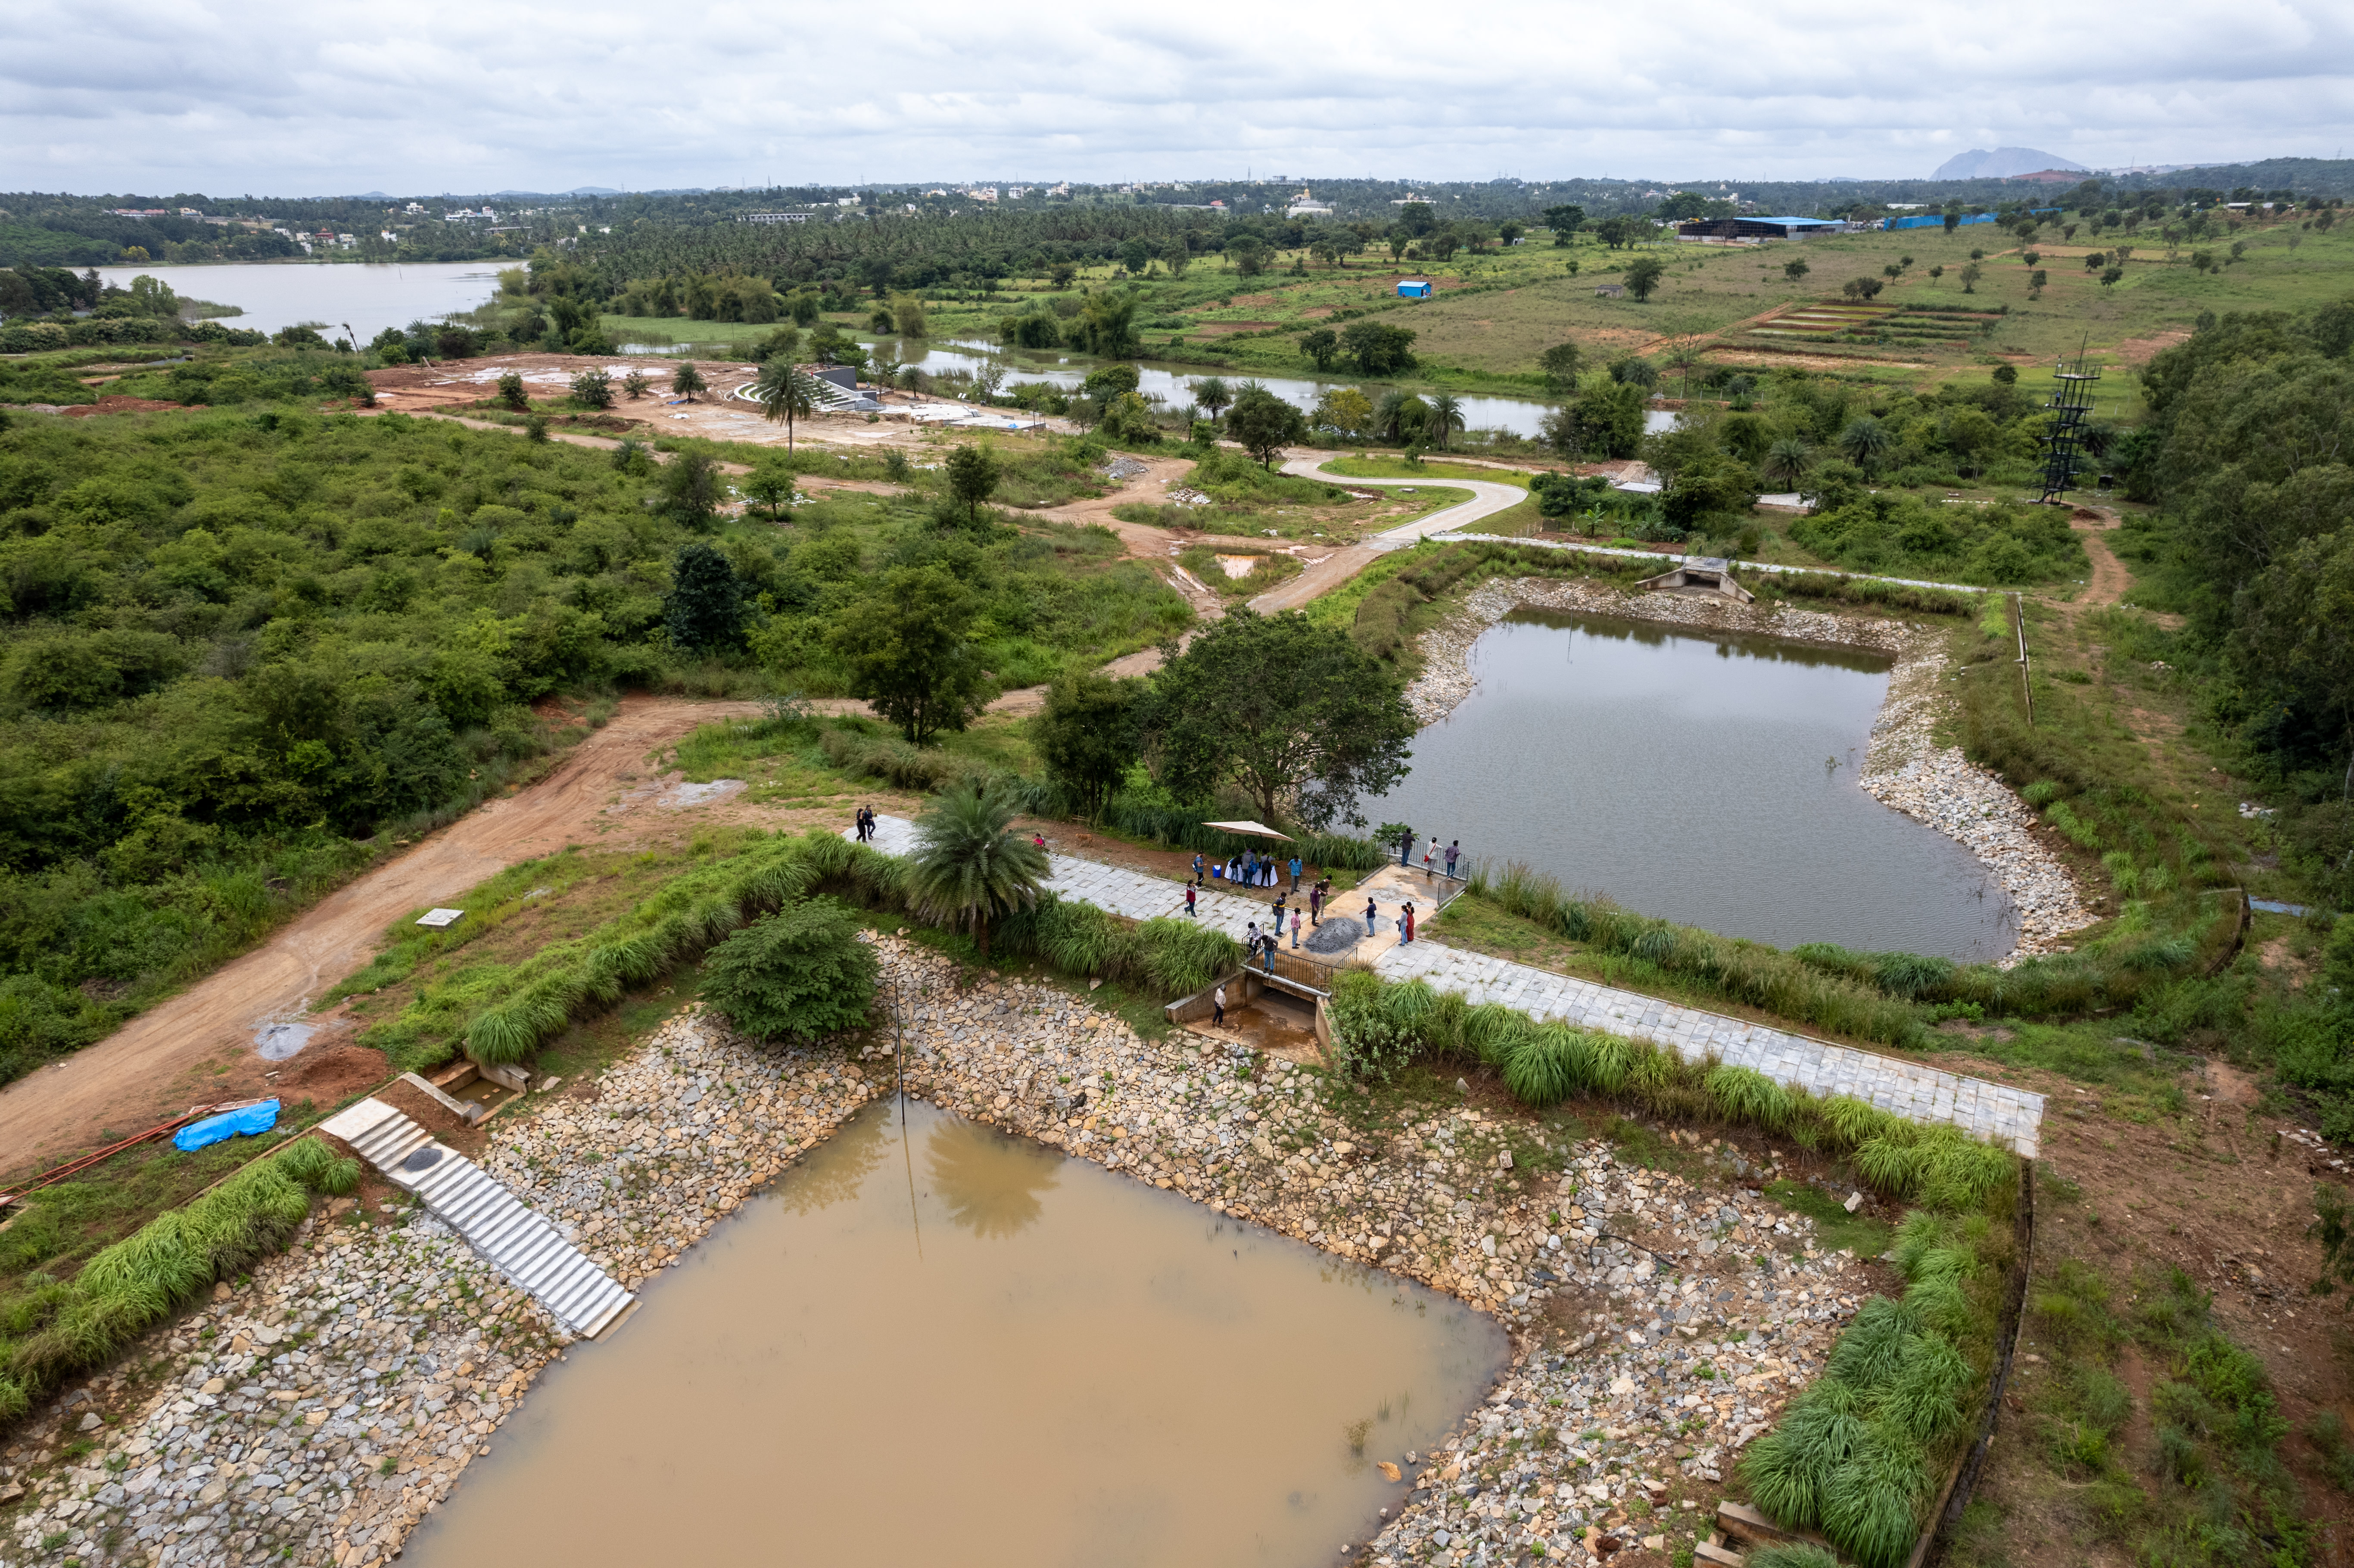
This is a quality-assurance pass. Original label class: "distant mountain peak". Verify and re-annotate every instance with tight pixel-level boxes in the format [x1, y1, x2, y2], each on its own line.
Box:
[1933, 147, 2089, 180]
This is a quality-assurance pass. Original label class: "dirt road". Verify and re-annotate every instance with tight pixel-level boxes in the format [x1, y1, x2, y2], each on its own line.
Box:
[2067, 505, 2131, 610]
[0, 696, 759, 1177]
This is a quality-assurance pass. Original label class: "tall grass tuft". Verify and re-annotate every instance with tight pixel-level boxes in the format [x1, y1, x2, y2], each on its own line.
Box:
[0, 1138, 355, 1427]
[1819, 1420, 1929, 1568]
[1742, 1382, 1868, 1531]
[1878, 1334, 1975, 1447]
[1706, 1064, 1795, 1131]
[1828, 1297, 1917, 1394]
[1747, 1546, 1843, 1568]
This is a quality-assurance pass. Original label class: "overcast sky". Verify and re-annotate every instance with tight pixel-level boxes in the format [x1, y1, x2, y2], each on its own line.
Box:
[8, 0, 2352, 196]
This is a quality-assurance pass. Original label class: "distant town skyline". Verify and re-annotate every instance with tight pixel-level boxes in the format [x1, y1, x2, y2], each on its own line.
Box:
[6, 0, 2348, 193]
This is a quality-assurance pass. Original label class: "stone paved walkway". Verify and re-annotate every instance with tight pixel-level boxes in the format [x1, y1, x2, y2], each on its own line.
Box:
[852, 816, 2044, 1154]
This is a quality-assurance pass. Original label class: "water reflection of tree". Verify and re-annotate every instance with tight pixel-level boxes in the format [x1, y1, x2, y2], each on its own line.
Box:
[770, 1109, 891, 1216]
[926, 1118, 1059, 1239]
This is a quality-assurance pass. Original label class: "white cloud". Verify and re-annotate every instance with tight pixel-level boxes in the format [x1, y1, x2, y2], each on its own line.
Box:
[6, 0, 2352, 192]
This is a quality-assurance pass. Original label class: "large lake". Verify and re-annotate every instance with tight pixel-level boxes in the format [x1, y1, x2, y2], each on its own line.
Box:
[93, 261, 501, 339]
[1372, 610, 2016, 959]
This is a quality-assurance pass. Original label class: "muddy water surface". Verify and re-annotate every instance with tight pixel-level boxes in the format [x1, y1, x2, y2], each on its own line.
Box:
[404, 1098, 1506, 1568]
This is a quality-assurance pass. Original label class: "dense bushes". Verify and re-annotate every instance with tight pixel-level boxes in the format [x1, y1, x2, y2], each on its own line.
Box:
[1787, 493, 2087, 585]
[0, 1136, 358, 1423]
[0, 409, 752, 1080]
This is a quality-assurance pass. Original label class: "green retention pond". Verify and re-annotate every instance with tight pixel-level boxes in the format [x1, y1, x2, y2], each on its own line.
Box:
[402, 1097, 1509, 1567]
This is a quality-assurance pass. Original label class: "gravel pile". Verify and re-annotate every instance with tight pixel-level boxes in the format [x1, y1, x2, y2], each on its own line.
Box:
[5, 937, 1862, 1568]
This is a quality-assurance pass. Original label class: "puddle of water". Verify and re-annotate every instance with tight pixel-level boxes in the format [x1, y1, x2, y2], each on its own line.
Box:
[1373, 609, 2017, 958]
[252, 1016, 317, 1061]
[662, 778, 743, 808]
[1214, 553, 1263, 579]
[404, 1098, 1504, 1568]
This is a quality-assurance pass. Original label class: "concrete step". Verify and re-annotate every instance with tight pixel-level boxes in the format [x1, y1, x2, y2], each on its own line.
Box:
[319, 1097, 635, 1338]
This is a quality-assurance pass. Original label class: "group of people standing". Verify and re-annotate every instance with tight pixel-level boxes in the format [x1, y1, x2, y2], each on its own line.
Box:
[1208, 847, 1295, 889]
[852, 805, 879, 843]
[1396, 827, 1465, 882]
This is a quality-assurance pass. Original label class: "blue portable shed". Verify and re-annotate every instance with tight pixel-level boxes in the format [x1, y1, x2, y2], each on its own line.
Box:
[1397, 279, 1432, 299]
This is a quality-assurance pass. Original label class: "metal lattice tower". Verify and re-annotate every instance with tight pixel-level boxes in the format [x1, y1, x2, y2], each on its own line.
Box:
[2036, 349, 2101, 504]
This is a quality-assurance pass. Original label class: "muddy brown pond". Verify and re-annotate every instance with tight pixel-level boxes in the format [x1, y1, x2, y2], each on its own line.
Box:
[403, 1098, 1508, 1567]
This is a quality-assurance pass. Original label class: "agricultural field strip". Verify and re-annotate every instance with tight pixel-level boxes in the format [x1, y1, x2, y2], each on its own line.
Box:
[1430, 532, 1997, 595]
[856, 818, 2043, 1154]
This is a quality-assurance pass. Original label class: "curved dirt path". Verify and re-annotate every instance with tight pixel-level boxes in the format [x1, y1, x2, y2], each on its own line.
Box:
[2066, 504, 2131, 610]
[1247, 454, 1528, 614]
[0, 696, 762, 1177]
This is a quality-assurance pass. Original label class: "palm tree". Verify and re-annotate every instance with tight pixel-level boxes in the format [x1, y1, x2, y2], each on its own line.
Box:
[1192, 376, 1232, 420]
[1427, 392, 1465, 450]
[905, 784, 1049, 958]
[1836, 416, 1894, 474]
[1762, 437, 1813, 490]
[755, 360, 821, 451]
[672, 361, 707, 402]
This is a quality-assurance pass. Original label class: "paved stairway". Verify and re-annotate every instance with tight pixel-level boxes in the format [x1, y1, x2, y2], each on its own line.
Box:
[850, 817, 2043, 1154]
[320, 1098, 635, 1338]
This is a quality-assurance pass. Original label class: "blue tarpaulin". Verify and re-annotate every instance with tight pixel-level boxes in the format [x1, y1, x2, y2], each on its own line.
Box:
[174, 1099, 280, 1152]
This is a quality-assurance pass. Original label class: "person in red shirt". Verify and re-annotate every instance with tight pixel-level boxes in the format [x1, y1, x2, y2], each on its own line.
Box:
[1402, 902, 1417, 943]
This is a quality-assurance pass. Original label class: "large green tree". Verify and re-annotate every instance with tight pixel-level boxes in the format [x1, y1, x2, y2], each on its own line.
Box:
[906, 783, 1049, 957]
[826, 564, 994, 743]
[1137, 609, 1415, 829]
[1034, 672, 1142, 816]
[1623, 254, 1667, 302]
[944, 443, 1000, 526]
[1341, 320, 1417, 376]
[1224, 384, 1309, 468]
[664, 543, 747, 652]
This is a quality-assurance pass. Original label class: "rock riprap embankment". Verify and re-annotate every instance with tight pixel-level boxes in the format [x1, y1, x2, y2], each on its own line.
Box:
[6, 936, 1862, 1568]
[1859, 640, 2093, 958]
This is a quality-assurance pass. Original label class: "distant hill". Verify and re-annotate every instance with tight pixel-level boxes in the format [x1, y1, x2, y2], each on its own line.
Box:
[567, 186, 623, 196]
[1933, 147, 2088, 180]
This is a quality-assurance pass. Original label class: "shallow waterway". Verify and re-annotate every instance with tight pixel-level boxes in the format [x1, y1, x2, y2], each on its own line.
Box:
[1373, 609, 2016, 959]
[402, 1097, 1507, 1568]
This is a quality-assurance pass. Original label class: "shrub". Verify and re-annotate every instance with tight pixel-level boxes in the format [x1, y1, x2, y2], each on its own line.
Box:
[701, 897, 880, 1044]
